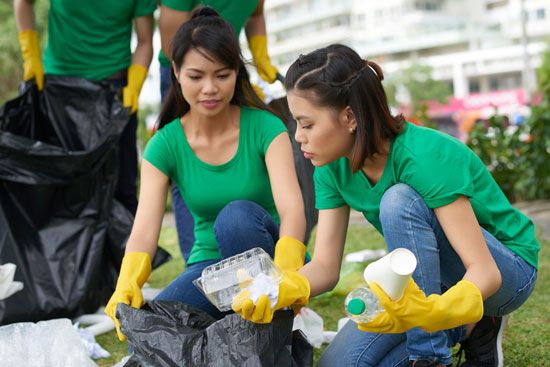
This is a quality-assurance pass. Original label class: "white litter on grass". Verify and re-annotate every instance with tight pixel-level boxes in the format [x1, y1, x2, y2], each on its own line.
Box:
[344, 249, 387, 263]
[0, 318, 97, 367]
[0, 263, 24, 300]
[292, 307, 324, 348]
[74, 323, 111, 359]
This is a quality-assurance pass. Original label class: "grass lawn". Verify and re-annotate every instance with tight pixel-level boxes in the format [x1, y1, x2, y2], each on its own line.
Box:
[96, 222, 549, 366]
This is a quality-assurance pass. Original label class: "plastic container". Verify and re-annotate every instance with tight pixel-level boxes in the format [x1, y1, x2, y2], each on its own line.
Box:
[192, 247, 283, 312]
[344, 287, 383, 323]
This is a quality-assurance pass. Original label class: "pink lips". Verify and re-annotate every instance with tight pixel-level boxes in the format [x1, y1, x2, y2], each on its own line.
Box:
[303, 151, 313, 159]
[200, 100, 220, 109]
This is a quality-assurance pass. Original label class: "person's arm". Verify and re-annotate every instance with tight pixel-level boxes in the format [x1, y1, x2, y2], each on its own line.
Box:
[123, 15, 154, 113]
[299, 206, 350, 296]
[125, 160, 170, 258]
[159, 5, 191, 60]
[104, 160, 169, 341]
[264, 133, 305, 242]
[434, 196, 502, 298]
[14, 0, 44, 90]
[244, 0, 278, 83]
[14, 0, 35, 30]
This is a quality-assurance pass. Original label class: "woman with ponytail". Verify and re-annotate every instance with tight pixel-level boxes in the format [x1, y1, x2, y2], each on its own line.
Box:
[233, 44, 538, 367]
[105, 7, 307, 341]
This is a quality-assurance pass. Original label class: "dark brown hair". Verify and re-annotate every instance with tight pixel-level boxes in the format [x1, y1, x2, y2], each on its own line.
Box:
[157, 6, 266, 129]
[284, 44, 404, 172]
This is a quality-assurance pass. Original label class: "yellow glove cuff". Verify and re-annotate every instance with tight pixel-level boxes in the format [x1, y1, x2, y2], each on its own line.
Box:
[127, 64, 148, 94]
[248, 35, 278, 83]
[274, 236, 306, 271]
[18, 30, 44, 90]
[118, 252, 152, 288]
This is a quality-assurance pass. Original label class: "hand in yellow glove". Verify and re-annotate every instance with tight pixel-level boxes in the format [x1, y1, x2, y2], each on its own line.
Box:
[274, 236, 306, 271]
[18, 30, 44, 90]
[357, 278, 483, 334]
[248, 35, 278, 84]
[232, 269, 310, 323]
[123, 64, 148, 114]
[104, 252, 151, 341]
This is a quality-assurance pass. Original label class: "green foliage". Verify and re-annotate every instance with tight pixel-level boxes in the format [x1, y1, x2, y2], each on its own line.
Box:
[0, 0, 49, 104]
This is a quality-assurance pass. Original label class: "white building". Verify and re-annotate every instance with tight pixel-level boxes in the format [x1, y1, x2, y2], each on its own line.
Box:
[265, 0, 550, 101]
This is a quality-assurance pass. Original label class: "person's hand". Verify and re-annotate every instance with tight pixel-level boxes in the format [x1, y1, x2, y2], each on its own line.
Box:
[18, 30, 44, 90]
[232, 270, 310, 324]
[104, 252, 151, 341]
[248, 35, 278, 83]
[274, 236, 306, 271]
[357, 278, 483, 334]
[123, 64, 148, 114]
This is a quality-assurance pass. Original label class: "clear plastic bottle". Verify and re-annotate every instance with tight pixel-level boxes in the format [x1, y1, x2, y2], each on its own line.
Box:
[344, 286, 383, 323]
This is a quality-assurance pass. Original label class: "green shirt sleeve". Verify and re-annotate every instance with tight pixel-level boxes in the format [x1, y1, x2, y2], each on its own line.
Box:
[160, 0, 196, 11]
[134, 0, 158, 17]
[248, 108, 287, 155]
[314, 164, 347, 209]
[143, 122, 177, 178]
[399, 147, 475, 208]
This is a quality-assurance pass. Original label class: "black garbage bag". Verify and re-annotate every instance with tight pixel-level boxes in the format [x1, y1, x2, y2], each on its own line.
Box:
[268, 98, 317, 244]
[0, 78, 168, 324]
[118, 301, 314, 367]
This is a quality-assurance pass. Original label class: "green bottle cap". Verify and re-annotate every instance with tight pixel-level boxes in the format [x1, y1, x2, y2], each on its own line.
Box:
[347, 298, 366, 315]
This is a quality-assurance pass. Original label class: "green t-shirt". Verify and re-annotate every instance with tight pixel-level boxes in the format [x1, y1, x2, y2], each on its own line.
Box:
[158, 0, 259, 66]
[315, 122, 540, 269]
[144, 106, 286, 264]
[44, 0, 157, 80]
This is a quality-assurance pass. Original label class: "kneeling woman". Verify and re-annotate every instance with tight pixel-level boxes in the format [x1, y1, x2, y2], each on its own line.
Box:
[234, 44, 538, 367]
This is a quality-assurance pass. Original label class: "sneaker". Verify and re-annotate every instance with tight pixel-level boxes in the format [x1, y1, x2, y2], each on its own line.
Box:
[457, 315, 508, 367]
[410, 360, 451, 367]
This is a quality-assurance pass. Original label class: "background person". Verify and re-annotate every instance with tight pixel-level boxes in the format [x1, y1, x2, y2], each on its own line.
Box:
[233, 44, 539, 367]
[105, 8, 307, 341]
[14, 0, 155, 214]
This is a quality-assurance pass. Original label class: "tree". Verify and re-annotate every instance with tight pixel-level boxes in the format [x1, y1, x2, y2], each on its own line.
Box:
[0, 0, 49, 104]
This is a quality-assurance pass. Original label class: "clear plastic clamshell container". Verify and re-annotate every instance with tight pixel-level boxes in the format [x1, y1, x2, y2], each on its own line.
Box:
[192, 247, 284, 312]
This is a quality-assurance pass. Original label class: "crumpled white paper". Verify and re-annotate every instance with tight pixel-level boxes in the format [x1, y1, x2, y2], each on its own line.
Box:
[246, 272, 280, 308]
[0, 263, 23, 300]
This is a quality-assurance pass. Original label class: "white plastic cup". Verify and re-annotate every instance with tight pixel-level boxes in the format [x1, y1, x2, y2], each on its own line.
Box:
[363, 248, 417, 300]
[0, 263, 16, 297]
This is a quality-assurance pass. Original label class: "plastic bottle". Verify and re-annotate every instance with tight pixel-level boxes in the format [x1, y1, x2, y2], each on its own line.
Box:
[344, 286, 383, 323]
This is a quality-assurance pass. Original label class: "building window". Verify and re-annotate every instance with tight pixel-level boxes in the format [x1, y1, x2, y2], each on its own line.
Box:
[536, 8, 546, 20]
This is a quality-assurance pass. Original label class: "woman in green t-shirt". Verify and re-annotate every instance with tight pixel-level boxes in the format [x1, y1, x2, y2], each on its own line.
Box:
[104, 7, 309, 342]
[234, 44, 539, 367]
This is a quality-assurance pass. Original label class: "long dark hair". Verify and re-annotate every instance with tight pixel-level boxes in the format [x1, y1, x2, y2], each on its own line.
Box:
[157, 7, 266, 129]
[285, 44, 404, 172]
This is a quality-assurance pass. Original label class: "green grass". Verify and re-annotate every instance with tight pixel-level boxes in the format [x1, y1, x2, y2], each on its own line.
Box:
[96, 223, 549, 366]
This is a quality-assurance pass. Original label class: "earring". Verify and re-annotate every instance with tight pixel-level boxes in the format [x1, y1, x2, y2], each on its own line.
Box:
[349, 127, 356, 134]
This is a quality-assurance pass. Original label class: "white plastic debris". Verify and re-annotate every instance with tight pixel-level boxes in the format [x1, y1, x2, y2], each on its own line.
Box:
[344, 249, 387, 263]
[292, 307, 325, 348]
[0, 318, 97, 367]
[0, 263, 24, 300]
[74, 323, 111, 359]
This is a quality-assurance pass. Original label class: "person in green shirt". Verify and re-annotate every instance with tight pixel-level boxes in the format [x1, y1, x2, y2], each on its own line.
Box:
[157, 0, 283, 263]
[234, 44, 539, 367]
[14, 0, 155, 214]
[104, 8, 308, 342]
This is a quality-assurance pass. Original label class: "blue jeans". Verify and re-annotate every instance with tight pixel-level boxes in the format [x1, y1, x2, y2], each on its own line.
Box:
[154, 200, 280, 319]
[319, 184, 537, 366]
[160, 64, 195, 261]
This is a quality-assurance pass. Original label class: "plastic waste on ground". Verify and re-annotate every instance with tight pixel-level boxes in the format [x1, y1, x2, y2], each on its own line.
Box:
[117, 301, 313, 366]
[74, 323, 111, 359]
[0, 318, 97, 367]
[344, 287, 384, 323]
[193, 247, 283, 312]
[344, 249, 387, 263]
[292, 307, 324, 348]
[0, 263, 23, 300]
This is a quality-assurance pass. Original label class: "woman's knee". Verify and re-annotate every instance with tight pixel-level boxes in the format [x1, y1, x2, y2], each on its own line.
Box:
[214, 200, 262, 234]
[379, 184, 428, 223]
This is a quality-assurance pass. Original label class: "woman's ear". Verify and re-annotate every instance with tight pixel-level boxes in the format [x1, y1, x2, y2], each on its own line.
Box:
[340, 106, 357, 133]
[172, 61, 179, 79]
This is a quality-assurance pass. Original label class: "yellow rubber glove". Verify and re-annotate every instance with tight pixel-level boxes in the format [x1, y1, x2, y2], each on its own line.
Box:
[248, 35, 278, 83]
[18, 30, 44, 90]
[123, 64, 148, 114]
[104, 252, 151, 341]
[274, 236, 306, 271]
[358, 278, 484, 334]
[232, 270, 310, 324]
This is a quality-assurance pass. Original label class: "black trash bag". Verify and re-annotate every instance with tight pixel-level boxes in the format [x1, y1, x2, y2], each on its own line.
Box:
[0, 78, 169, 324]
[268, 98, 317, 244]
[118, 301, 314, 367]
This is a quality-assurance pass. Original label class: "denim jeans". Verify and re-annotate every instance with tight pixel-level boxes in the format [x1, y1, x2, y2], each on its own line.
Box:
[160, 64, 195, 261]
[154, 200, 279, 319]
[319, 184, 537, 366]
